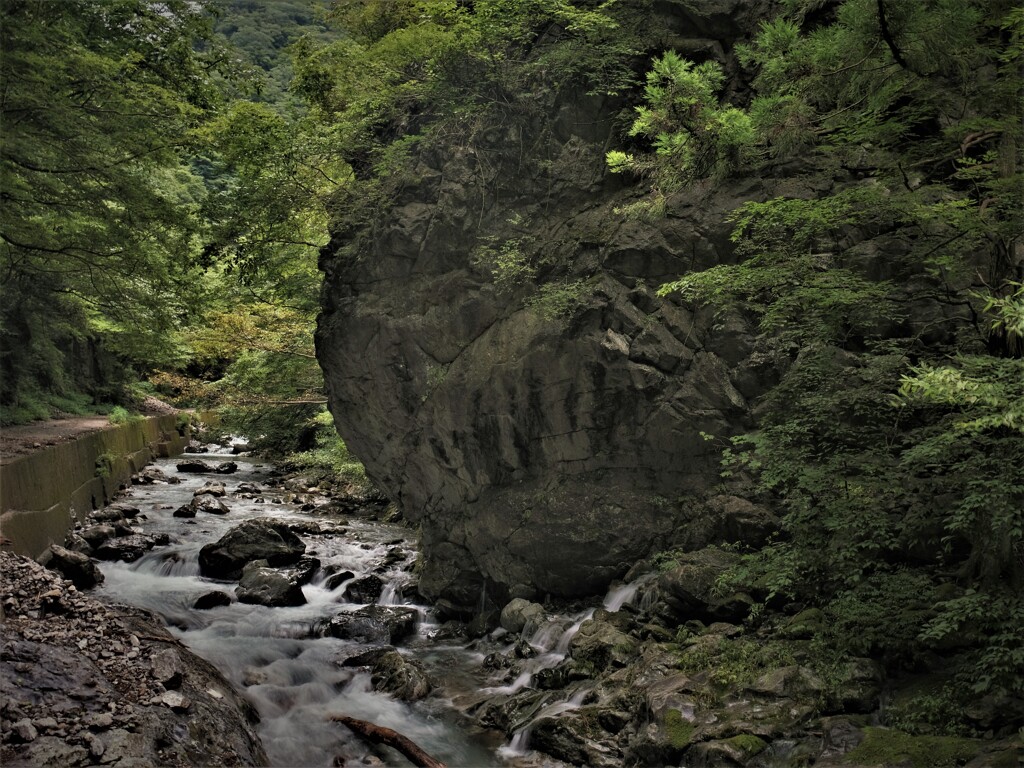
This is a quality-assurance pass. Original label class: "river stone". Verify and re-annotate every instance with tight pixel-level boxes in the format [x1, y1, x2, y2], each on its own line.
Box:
[322, 566, 356, 591]
[192, 493, 229, 515]
[314, 606, 418, 644]
[79, 524, 117, 548]
[198, 520, 306, 580]
[176, 459, 213, 473]
[64, 532, 93, 556]
[369, 650, 433, 701]
[193, 591, 232, 610]
[172, 504, 197, 518]
[38, 544, 104, 590]
[215, 461, 238, 474]
[93, 534, 159, 563]
[236, 562, 307, 607]
[500, 598, 546, 635]
[280, 556, 321, 587]
[194, 481, 227, 497]
[343, 574, 384, 604]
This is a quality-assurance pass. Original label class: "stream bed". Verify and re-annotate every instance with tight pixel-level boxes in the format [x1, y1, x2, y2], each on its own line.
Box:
[91, 447, 632, 767]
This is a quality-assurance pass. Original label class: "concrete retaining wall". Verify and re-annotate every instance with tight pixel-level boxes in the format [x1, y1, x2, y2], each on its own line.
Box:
[0, 414, 191, 558]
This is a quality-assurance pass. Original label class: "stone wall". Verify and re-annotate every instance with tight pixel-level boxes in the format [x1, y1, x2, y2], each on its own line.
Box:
[0, 415, 190, 558]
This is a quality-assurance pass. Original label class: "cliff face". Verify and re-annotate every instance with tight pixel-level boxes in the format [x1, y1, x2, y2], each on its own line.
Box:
[316, 3, 781, 613]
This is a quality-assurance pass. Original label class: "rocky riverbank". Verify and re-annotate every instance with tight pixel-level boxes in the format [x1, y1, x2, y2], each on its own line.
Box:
[0, 550, 267, 767]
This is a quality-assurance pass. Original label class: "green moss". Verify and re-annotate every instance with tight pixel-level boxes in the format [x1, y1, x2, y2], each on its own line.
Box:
[663, 709, 695, 749]
[726, 734, 768, 757]
[843, 727, 982, 767]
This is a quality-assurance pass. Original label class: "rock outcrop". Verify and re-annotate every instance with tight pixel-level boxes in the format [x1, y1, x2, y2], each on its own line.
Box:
[316, 3, 782, 612]
[0, 551, 266, 766]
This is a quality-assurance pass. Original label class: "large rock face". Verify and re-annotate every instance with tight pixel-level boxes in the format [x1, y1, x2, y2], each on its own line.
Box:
[316, 5, 783, 613]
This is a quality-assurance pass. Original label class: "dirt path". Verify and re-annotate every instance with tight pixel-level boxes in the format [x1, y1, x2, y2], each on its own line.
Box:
[0, 398, 180, 465]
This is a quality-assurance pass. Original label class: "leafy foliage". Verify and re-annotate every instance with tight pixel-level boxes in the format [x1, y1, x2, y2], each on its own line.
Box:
[647, 0, 1024, 721]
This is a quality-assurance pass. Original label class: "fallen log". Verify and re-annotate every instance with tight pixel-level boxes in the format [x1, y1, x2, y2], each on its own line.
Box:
[328, 714, 447, 768]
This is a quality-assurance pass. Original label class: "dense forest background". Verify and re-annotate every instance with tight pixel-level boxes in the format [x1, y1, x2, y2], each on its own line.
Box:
[1, 0, 1022, 744]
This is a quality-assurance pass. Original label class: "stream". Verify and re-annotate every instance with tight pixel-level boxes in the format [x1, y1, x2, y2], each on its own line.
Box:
[92, 446, 642, 767]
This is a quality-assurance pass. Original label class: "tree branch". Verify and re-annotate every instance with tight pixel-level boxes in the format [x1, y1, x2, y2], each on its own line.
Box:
[328, 715, 447, 768]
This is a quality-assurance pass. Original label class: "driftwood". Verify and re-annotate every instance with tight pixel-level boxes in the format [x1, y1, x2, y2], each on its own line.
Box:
[329, 714, 447, 768]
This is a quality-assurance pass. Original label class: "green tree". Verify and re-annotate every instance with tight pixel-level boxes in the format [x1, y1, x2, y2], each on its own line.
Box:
[0, 0, 235, 418]
[637, 0, 1023, 717]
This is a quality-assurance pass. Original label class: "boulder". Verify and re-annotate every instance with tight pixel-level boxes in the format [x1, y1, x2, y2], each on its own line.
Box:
[236, 562, 307, 607]
[343, 574, 384, 604]
[93, 534, 159, 563]
[193, 591, 232, 610]
[280, 556, 321, 587]
[172, 504, 197, 519]
[191, 493, 229, 515]
[500, 598, 546, 635]
[79, 524, 117, 547]
[39, 545, 104, 590]
[674, 495, 779, 552]
[313, 606, 418, 645]
[748, 666, 825, 699]
[656, 547, 753, 623]
[198, 520, 306, 580]
[214, 461, 238, 475]
[194, 482, 227, 497]
[176, 460, 213, 473]
[685, 735, 768, 767]
[369, 650, 433, 701]
[322, 567, 356, 591]
[568, 618, 638, 674]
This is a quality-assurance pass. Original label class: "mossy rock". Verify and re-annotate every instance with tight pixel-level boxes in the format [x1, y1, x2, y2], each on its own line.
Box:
[664, 708, 695, 749]
[842, 727, 982, 767]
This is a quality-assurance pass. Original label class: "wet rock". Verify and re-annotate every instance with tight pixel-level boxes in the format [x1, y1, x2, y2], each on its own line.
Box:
[193, 591, 232, 610]
[530, 707, 622, 768]
[313, 606, 419, 645]
[63, 532, 93, 556]
[235, 482, 262, 495]
[192, 493, 230, 515]
[500, 598, 545, 635]
[198, 520, 306, 580]
[369, 650, 433, 701]
[176, 459, 213, 473]
[92, 534, 159, 563]
[280, 556, 321, 587]
[236, 562, 307, 607]
[107, 503, 141, 519]
[215, 461, 238, 474]
[340, 646, 396, 668]
[79, 523, 117, 547]
[322, 567, 356, 591]
[133, 467, 171, 484]
[344, 574, 384, 604]
[186, 440, 209, 453]
[150, 649, 184, 689]
[38, 544, 104, 590]
[194, 481, 227, 497]
[172, 504, 197, 518]
[231, 443, 253, 455]
[569, 618, 637, 674]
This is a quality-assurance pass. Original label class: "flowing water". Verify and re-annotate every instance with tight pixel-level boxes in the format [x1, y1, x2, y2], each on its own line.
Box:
[93, 448, 646, 767]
